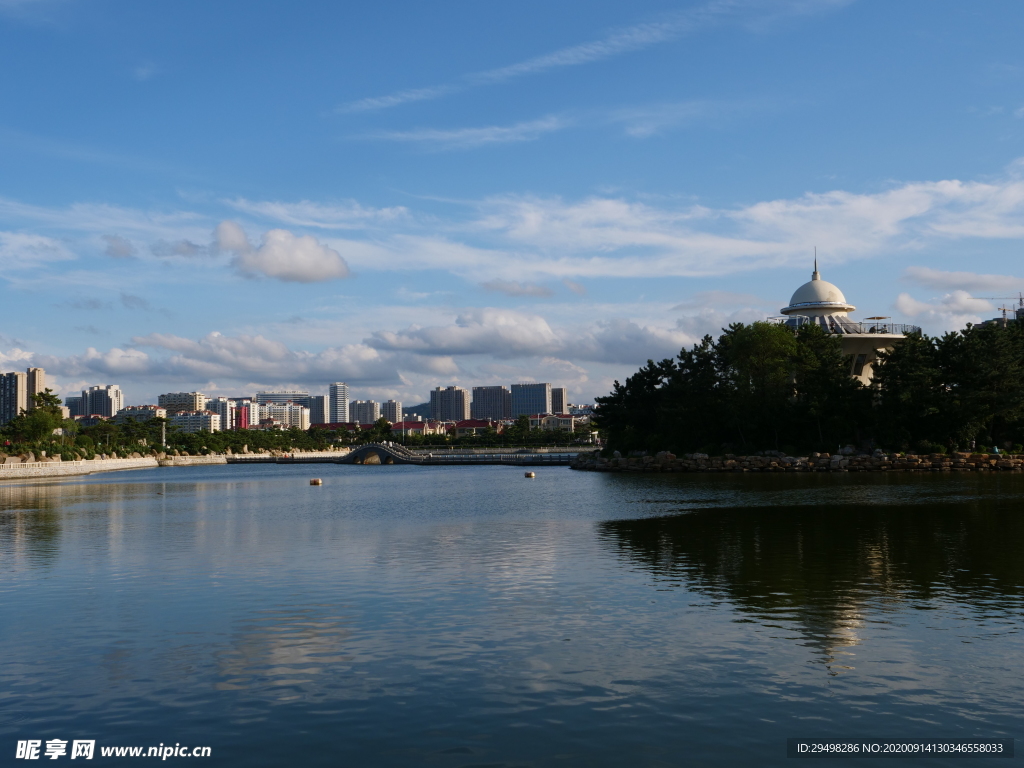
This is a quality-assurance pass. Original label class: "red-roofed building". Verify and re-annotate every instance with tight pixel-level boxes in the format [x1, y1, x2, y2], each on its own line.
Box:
[451, 419, 499, 437]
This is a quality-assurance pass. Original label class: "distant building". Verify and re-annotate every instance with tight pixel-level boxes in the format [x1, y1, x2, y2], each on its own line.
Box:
[390, 420, 445, 437]
[234, 399, 254, 430]
[381, 400, 402, 424]
[551, 387, 567, 415]
[529, 414, 576, 432]
[65, 395, 85, 417]
[776, 264, 920, 386]
[112, 405, 166, 424]
[430, 386, 470, 421]
[256, 390, 311, 407]
[256, 403, 310, 430]
[158, 391, 208, 415]
[169, 410, 221, 433]
[451, 419, 497, 437]
[511, 383, 551, 418]
[0, 366, 48, 424]
[309, 395, 328, 426]
[471, 385, 511, 420]
[83, 385, 123, 418]
[568, 404, 594, 416]
[350, 400, 381, 424]
[206, 397, 236, 431]
[0, 371, 28, 425]
[329, 382, 349, 424]
[26, 367, 45, 409]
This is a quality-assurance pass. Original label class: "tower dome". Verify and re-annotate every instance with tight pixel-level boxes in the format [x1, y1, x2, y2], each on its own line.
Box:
[780, 267, 855, 317]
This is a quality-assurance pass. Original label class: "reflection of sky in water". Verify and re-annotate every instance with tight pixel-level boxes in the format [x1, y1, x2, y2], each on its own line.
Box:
[1, 465, 1022, 766]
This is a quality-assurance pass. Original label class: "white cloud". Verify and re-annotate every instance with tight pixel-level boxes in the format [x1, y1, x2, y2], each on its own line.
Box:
[213, 220, 251, 253]
[894, 290, 993, 332]
[215, 222, 351, 283]
[902, 266, 1024, 294]
[365, 116, 569, 149]
[368, 308, 563, 358]
[32, 332, 401, 389]
[366, 307, 697, 365]
[481, 279, 554, 297]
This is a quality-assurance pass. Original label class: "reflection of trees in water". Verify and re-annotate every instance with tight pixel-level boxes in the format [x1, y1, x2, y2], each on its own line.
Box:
[0, 485, 64, 565]
[0, 482, 171, 566]
[598, 503, 1024, 674]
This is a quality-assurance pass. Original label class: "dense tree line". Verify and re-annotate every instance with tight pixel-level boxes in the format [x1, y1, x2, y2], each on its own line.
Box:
[595, 320, 1024, 456]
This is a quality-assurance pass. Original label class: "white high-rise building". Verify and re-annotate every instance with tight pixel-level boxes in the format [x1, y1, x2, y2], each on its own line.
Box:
[329, 382, 349, 424]
[206, 397, 236, 430]
[169, 411, 221, 433]
[350, 400, 380, 424]
[83, 385, 123, 418]
[26, 368, 45, 409]
[255, 403, 310, 430]
[381, 400, 402, 424]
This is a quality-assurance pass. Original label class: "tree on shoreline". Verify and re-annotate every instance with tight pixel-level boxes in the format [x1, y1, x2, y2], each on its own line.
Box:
[595, 320, 1024, 456]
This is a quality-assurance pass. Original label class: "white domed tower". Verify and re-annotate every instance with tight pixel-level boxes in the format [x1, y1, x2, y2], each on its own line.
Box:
[776, 260, 919, 385]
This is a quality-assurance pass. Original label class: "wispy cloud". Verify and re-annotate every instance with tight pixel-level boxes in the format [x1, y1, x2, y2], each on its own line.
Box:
[133, 62, 158, 82]
[338, 0, 841, 113]
[902, 266, 1024, 294]
[610, 99, 762, 137]
[562, 279, 587, 295]
[481, 279, 554, 297]
[363, 116, 569, 149]
[226, 198, 408, 229]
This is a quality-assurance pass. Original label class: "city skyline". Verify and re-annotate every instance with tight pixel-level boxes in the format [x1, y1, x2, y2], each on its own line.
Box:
[3, 2, 1024, 406]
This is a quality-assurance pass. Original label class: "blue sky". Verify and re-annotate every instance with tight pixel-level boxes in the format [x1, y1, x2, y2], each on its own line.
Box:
[3, 0, 1024, 406]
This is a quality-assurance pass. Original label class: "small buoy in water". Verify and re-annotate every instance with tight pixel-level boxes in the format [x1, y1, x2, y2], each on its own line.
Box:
[310, 478, 323, 485]
[524, 471, 535, 478]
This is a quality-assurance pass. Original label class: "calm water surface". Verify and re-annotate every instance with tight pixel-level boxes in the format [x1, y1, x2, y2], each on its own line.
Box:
[1, 465, 1022, 766]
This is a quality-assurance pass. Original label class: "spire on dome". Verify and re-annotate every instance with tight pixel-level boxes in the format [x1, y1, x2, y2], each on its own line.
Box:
[812, 247, 820, 281]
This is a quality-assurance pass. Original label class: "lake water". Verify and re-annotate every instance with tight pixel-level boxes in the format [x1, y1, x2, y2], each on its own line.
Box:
[1, 464, 1021, 766]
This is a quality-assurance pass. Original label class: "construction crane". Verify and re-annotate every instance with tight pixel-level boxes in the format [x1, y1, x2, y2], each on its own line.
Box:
[971, 293, 1024, 323]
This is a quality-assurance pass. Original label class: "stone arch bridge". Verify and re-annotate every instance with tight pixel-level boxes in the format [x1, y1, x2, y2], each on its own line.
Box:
[337, 443, 575, 466]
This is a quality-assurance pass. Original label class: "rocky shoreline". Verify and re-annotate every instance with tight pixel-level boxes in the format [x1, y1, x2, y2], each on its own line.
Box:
[570, 450, 1024, 473]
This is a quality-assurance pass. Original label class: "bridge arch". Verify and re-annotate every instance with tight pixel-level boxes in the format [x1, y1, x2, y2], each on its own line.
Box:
[343, 443, 421, 465]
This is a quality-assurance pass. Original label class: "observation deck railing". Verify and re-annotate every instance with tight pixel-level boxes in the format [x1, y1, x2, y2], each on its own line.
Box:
[768, 316, 921, 335]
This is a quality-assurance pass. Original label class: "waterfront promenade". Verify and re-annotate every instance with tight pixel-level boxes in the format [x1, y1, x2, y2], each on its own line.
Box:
[0, 444, 578, 480]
